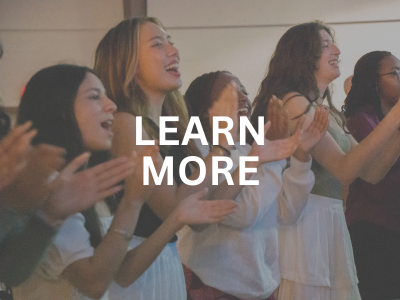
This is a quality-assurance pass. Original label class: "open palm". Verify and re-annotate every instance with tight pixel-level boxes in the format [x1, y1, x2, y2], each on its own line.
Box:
[297, 105, 330, 153]
[41, 153, 134, 223]
[173, 188, 237, 229]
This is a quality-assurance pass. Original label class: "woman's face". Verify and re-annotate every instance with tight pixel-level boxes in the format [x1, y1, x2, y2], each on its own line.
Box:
[74, 72, 117, 152]
[315, 30, 341, 87]
[134, 21, 181, 99]
[378, 55, 400, 110]
[210, 72, 251, 120]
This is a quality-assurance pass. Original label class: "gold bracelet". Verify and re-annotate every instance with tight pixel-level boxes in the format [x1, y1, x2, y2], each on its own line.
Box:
[108, 228, 133, 241]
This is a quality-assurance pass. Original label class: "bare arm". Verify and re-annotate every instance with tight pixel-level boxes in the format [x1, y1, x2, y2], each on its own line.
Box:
[350, 126, 400, 183]
[278, 105, 329, 224]
[61, 147, 157, 299]
[62, 200, 142, 299]
[283, 93, 400, 185]
[114, 188, 237, 287]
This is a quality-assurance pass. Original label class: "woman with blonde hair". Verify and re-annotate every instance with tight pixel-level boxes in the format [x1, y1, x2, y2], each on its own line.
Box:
[94, 17, 299, 300]
[94, 17, 240, 300]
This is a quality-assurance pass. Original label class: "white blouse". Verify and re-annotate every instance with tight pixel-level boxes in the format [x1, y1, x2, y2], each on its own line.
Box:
[177, 142, 315, 300]
[13, 213, 112, 300]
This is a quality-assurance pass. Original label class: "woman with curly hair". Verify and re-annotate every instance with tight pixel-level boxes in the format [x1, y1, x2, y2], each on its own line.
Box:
[178, 70, 328, 300]
[342, 51, 400, 300]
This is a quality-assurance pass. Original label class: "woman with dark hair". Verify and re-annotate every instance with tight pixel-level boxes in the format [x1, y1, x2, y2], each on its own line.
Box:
[342, 51, 400, 300]
[12, 64, 235, 300]
[0, 75, 135, 289]
[11, 64, 143, 300]
[178, 70, 329, 300]
[251, 22, 400, 300]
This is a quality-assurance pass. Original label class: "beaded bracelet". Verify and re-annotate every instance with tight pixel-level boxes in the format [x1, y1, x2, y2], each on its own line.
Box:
[108, 228, 133, 241]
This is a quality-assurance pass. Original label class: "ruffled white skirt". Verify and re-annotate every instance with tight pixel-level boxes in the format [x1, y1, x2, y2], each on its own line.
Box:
[278, 194, 360, 299]
[108, 236, 186, 300]
[278, 279, 361, 300]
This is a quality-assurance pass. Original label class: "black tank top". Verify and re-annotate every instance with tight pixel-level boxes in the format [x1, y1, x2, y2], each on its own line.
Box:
[130, 118, 191, 242]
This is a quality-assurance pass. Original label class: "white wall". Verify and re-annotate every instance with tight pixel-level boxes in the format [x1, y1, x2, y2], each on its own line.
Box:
[1, 1, 399, 110]
[0, 0, 124, 108]
[149, 0, 400, 109]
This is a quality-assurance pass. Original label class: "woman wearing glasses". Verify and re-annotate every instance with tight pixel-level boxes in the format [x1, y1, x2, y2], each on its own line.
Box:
[342, 51, 400, 300]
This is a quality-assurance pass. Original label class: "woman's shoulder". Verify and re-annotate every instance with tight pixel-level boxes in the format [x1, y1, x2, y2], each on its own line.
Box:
[112, 112, 137, 135]
[282, 92, 306, 104]
[114, 111, 136, 124]
[281, 92, 311, 118]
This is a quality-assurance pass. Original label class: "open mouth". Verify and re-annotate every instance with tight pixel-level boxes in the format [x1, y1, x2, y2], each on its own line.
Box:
[238, 107, 249, 116]
[329, 59, 339, 67]
[165, 62, 180, 76]
[101, 120, 113, 131]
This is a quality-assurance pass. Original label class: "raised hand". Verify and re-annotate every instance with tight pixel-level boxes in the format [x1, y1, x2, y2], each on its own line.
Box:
[249, 120, 301, 165]
[0, 121, 37, 191]
[39, 153, 135, 226]
[293, 105, 330, 162]
[208, 81, 238, 148]
[265, 95, 290, 141]
[0, 143, 66, 214]
[172, 188, 237, 230]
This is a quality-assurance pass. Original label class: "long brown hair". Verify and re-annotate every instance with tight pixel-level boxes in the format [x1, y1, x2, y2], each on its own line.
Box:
[94, 17, 199, 158]
[251, 21, 345, 142]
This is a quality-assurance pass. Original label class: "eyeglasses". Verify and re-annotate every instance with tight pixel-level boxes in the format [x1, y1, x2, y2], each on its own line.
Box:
[380, 70, 400, 81]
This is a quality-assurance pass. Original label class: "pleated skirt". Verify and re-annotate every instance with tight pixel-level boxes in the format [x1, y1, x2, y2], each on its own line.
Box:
[108, 235, 186, 300]
[278, 194, 360, 300]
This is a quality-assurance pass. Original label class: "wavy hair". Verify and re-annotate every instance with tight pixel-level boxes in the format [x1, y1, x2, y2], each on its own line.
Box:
[94, 17, 199, 158]
[251, 21, 344, 142]
[342, 51, 392, 120]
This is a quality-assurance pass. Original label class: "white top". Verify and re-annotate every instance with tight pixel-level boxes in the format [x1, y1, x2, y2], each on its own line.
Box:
[177, 142, 315, 300]
[13, 213, 113, 300]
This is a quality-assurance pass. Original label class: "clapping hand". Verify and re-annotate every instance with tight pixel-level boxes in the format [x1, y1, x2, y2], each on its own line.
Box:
[248, 96, 301, 166]
[293, 105, 330, 162]
[0, 141, 66, 214]
[39, 153, 135, 226]
[208, 81, 238, 148]
[0, 121, 38, 191]
[171, 188, 237, 231]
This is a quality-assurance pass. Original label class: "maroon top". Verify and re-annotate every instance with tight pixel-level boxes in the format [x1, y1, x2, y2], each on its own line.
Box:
[345, 106, 400, 232]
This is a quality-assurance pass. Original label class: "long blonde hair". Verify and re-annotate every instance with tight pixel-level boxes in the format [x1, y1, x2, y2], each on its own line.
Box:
[94, 17, 199, 157]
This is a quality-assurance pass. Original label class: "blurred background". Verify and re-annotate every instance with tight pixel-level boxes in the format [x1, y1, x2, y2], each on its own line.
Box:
[1, 0, 399, 121]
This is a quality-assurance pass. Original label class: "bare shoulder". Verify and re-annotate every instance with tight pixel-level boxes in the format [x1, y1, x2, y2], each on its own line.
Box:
[281, 92, 312, 120]
[111, 113, 138, 157]
[113, 112, 152, 139]
[111, 112, 152, 157]
[113, 112, 136, 131]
